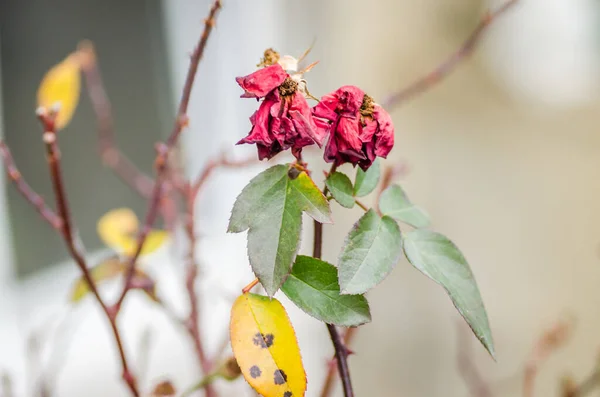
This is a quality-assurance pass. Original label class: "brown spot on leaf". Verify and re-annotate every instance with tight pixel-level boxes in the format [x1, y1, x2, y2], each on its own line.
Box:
[252, 333, 274, 348]
[274, 369, 287, 385]
[283, 392, 292, 397]
[249, 365, 262, 379]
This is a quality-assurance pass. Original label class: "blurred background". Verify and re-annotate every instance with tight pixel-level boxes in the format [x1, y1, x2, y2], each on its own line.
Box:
[1, 0, 600, 396]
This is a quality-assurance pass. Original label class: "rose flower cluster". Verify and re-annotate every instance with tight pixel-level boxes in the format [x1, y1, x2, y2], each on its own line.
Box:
[236, 49, 394, 171]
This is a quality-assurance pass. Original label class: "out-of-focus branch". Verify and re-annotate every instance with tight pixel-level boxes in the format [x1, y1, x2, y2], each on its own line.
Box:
[457, 323, 492, 397]
[523, 318, 574, 397]
[114, 0, 222, 311]
[382, 0, 519, 110]
[78, 42, 155, 199]
[0, 141, 63, 231]
[37, 110, 139, 396]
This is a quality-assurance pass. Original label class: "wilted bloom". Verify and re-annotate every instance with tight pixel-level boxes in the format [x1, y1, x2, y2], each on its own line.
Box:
[313, 85, 394, 170]
[236, 49, 325, 160]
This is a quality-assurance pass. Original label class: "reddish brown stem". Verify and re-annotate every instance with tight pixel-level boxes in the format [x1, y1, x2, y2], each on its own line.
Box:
[78, 42, 181, 231]
[37, 111, 139, 397]
[382, 0, 519, 109]
[320, 327, 357, 397]
[0, 140, 63, 231]
[78, 42, 155, 199]
[183, 181, 216, 397]
[115, 0, 222, 311]
[314, 164, 354, 397]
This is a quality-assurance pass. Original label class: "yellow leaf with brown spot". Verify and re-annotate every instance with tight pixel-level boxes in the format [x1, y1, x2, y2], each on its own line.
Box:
[97, 208, 168, 257]
[230, 293, 306, 397]
[37, 53, 81, 130]
[70, 257, 125, 302]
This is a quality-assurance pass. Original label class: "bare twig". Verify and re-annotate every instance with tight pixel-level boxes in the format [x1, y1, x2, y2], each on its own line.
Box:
[37, 110, 139, 396]
[0, 141, 63, 231]
[78, 42, 155, 199]
[78, 42, 182, 232]
[457, 323, 492, 397]
[382, 0, 519, 109]
[523, 318, 574, 397]
[115, 0, 222, 311]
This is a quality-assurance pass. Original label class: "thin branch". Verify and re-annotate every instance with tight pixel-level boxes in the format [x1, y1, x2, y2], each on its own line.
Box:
[382, 0, 519, 110]
[182, 181, 215, 397]
[314, 163, 354, 397]
[457, 323, 492, 397]
[565, 366, 600, 397]
[115, 0, 222, 311]
[0, 141, 63, 231]
[36, 110, 139, 397]
[523, 318, 573, 397]
[77, 42, 155, 199]
[191, 153, 256, 197]
[320, 327, 357, 397]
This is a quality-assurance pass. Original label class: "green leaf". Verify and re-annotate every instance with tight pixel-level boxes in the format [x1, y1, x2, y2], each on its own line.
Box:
[228, 165, 332, 296]
[326, 172, 354, 208]
[402, 229, 495, 358]
[354, 159, 380, 197]
[379, 185, 430, 228]
[338, 209, 403, 295]
[282, 255, 371, 327]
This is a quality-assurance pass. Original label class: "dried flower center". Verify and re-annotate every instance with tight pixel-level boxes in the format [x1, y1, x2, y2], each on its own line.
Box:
[359, 94, 375, 118]
[278, 77, 298, 97]
[257, 48, 280, 67]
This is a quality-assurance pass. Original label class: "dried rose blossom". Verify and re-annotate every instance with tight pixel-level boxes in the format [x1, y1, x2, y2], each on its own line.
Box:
[236, 49, 325, 160]
[313, 85, 395, 170]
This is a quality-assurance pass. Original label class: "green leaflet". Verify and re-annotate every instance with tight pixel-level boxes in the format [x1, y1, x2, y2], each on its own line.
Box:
[379, 185, 430, 228]
[354, 159, 380, 197]
[403, 229, 495, 358]
[282, 255, 371, 327]
[228, 165, 332, 296]
[338, 209, 403, 295]
[326, 171, 354, 208]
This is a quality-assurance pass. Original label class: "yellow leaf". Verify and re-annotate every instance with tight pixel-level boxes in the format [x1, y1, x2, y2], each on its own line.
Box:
[97, 208, 168, 256]
[37, 53, 81, 130]
[230, 293, 306, 397]
[70, 257, 125, 302]
[121, 230, 169, 257]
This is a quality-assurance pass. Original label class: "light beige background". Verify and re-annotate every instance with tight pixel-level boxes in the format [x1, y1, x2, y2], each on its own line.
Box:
[292, 0, 600, 396]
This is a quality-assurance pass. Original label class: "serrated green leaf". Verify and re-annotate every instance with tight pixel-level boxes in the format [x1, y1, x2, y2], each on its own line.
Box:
[326, 172, 354, 208]
[354, 159, 380, 197]
[282, 255, 371, 327]
[379, 185, 430, 228]
[228, 165, 332, 296]
[402, 229, 495, 358]
[338, 209, 403, 294]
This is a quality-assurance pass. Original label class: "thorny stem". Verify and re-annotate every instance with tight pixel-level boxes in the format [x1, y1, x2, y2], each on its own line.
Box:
[314, 163, 354, 397]
[37, 111, 139, 397]
[0, 141, 63, 231]
[320, 327, 358, 397]
[382, 0, 519, 109]
[115, 0, 222, 311]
